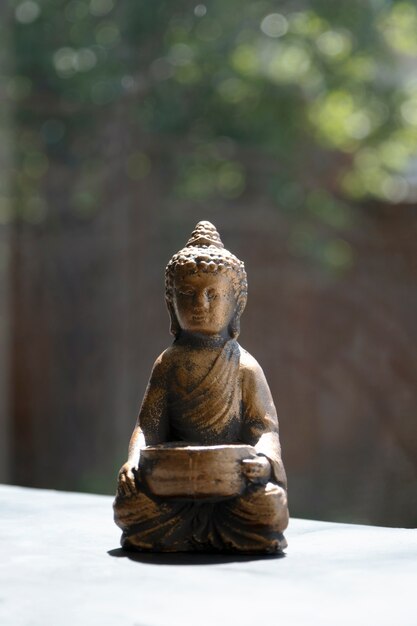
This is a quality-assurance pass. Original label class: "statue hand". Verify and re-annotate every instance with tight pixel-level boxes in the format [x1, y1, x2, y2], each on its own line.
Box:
[117, 462, 137, 497]
[241, 455, 271, 485]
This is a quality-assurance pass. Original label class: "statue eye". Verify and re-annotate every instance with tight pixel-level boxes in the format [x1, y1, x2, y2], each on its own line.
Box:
[206, 289, 217, 300]
[179, 288, 194, 296]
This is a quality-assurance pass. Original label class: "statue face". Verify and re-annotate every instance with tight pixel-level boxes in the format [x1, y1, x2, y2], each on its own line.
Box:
[173, 271, 236, 336]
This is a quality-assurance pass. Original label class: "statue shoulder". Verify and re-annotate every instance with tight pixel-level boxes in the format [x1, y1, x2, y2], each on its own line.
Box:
[152, 343, 186, 375]
[151, 346, 177, 378]
[238, 346, 264, 379]
[238, 345, 277, 418]
[238, 345, 271, 396]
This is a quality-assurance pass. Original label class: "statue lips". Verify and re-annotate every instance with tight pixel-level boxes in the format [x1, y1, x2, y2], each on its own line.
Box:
[192, 310, 207, 323]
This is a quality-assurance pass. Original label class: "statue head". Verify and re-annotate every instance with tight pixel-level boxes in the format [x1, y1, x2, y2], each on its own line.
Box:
[165, 221, 247, 339]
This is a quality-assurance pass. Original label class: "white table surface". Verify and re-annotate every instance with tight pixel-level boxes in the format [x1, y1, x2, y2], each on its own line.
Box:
[1, 484, 416, 626]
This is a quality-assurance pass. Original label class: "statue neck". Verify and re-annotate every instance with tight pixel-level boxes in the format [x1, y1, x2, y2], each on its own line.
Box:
[175, 331, 231, 349]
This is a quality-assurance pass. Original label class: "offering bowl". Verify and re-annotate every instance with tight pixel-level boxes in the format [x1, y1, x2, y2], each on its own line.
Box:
[141, 443, 256, 499]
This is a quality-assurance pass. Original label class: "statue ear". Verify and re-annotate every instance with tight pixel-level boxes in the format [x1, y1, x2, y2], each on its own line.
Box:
[166, 300, 181, 338]
[228, 294, 246, 338]
[228, 314, 240, 339]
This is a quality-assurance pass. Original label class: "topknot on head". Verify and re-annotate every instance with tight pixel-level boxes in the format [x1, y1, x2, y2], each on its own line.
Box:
[185, 221, 224, 249]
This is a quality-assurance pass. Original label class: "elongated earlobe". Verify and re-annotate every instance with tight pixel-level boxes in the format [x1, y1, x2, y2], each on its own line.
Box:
[228, 294, 247, 338]
[167, 301, 181, 338]
[228, 314, 240, 339]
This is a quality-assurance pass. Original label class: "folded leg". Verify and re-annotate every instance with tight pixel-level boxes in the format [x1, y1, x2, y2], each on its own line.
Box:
[114, 485, 195, 551]
[114, 481, 288, 554]
[210, 482, 288, 553]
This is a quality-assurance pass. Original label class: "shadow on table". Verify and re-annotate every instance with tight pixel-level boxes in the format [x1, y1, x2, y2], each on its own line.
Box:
[107, 547, 285, 565]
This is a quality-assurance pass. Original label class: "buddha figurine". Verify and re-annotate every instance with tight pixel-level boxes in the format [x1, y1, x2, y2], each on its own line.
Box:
[113, 221, 289, 553]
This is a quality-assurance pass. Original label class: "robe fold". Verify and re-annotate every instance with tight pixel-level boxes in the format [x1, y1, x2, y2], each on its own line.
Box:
[169, 339, 241, 443]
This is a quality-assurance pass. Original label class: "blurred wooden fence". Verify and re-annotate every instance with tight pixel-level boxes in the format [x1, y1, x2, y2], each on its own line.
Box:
[2, 115, 417, 527]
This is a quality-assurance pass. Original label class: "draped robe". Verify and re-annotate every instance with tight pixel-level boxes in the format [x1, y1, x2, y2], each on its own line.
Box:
[169, 339, 242, 443]
[113, 339, 289, 553]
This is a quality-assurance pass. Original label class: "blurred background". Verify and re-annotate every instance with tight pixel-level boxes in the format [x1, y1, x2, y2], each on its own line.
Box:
[0, 0, 416, 527]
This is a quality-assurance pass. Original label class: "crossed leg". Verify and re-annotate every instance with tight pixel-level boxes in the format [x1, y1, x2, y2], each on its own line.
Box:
[113, 480, 288, 554]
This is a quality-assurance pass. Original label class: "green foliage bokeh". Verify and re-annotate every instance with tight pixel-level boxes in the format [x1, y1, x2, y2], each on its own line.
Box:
[2, 0, 417, 269]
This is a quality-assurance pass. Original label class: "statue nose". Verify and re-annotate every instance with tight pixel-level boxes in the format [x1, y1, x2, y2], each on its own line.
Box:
[194, 291, 209, 309]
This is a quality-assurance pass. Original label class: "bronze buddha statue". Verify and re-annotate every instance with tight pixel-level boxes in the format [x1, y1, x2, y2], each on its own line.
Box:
[113, 221, 289, 553]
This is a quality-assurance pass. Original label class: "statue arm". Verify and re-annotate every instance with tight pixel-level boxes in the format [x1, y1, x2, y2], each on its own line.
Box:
[117, 352, 170, 496]
[241, 351, 287, 489]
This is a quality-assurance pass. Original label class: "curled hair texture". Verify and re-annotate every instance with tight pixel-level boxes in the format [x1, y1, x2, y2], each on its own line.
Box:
[165, 221, 247, 338]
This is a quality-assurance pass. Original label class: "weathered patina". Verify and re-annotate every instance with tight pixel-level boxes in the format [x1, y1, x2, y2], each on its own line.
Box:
[113, 221, 289, 553]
